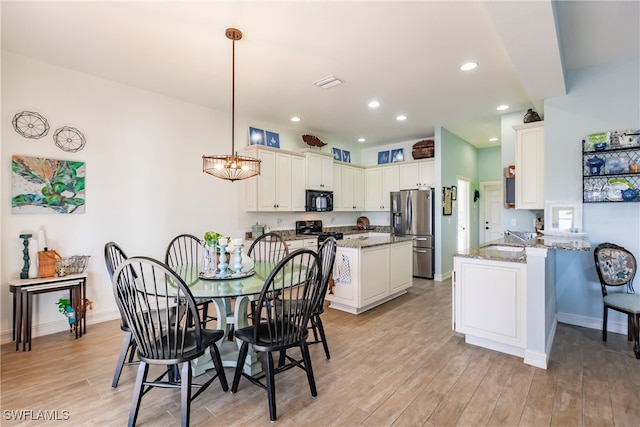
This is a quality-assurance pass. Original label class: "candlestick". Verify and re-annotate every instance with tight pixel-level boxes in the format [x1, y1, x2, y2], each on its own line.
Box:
[217, 243, 229, 277]
[233, 244, 244, 274]
[19, 234, 32, 279]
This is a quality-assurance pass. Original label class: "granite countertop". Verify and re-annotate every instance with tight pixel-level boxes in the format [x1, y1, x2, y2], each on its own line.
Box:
[247, 226, 391, 242]
[337, 235, 414, 249]
[453, 233, 590, 263]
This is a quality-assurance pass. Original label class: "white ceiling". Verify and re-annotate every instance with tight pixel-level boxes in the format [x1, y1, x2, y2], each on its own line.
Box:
[2, 1, 638, 149]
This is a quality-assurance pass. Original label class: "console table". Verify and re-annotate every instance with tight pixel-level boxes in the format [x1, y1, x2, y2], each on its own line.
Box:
[8, 274, 87, 351]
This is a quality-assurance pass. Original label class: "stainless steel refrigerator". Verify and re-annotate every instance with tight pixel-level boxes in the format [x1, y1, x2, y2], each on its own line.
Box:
[390, 189, 434, 279]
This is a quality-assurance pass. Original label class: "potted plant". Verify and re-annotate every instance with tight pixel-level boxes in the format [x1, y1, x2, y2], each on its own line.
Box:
[56, 298, 76, 332]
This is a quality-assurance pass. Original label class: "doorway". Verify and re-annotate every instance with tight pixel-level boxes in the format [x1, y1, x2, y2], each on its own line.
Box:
[480, 181, 502, 243]
[456, 178, 470, 252]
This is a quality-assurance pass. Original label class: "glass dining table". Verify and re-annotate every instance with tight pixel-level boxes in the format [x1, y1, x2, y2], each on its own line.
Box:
[172, 261, 276, 377]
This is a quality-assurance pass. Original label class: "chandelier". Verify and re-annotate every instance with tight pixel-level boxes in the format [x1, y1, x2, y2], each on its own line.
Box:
[203, 28, 260, 182]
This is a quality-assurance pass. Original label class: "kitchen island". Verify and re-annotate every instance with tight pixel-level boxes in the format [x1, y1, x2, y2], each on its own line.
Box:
[326, 235, 414, 314]
[453, 233, 589, 369]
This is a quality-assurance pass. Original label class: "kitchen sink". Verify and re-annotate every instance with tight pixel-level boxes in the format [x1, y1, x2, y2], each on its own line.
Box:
[483, 245, 525, 252]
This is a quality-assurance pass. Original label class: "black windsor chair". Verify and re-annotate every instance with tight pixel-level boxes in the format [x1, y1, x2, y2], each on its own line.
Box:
[593, 242, 640, 359]
[104, 241, 138, 388]
[165, 234, 216, 328]
[231, 249, 322, 421]
[278, 236, 337, 366]
[245, 232, 290, 329]
[112, 256, 228, 427]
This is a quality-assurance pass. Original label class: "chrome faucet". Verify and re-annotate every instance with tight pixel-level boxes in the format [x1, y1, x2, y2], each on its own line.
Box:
[505, 230, 536, 243]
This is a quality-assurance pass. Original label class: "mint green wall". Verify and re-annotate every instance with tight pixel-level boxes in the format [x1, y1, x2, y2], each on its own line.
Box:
[438, 127, 478, 276]
[478, 147, 501, 182]
[545, 56, 640, 330]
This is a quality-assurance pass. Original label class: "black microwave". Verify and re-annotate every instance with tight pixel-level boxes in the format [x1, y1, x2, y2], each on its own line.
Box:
[305, 190, 333, 212]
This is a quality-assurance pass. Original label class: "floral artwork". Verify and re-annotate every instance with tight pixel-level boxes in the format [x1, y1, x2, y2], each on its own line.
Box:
[11, 155, 85, 214]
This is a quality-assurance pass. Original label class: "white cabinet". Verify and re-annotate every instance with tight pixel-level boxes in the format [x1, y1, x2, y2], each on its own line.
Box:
[514, 121, 544, 209]
[453, 256, 526, 350]
[332, 163, 343, 211]
[305, 152, 333, 190]
[244, 146, 304, 212]
[291, 155, 306, 211]
[286, 238, 317, 251]
[399, 159, 435, 190]
[334, 164, 365, 211]
[327, 240, 412, 314]
[365, 165, 399, 211]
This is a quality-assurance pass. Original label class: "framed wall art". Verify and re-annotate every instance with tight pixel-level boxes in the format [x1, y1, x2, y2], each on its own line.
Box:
[11, 155, 86, 214]
[378, 151, 390, 164]
[442, 186, 452, 215]
[265, 131, 280, 148]
[391, 148, 404, 163]
[249, 127, 265, 145]
[342, 150, 351, 163]
[451, 185, 457, 201]
[332, 147, 342, 161]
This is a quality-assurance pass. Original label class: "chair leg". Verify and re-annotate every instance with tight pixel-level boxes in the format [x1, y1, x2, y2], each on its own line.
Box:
[180, 362, 192, 427]
[632, 314, 640, 359]
[231, 341, 249, 393]
[278, 350, 286, 368]
[201, 302, 209, 328]
[128, 362, 149, 427]
[300, 342, 317, 398]
[112, 331, 134, 388]
[209, 344, 229, 391]
[315, 315, 331, 360]
[628, 315, 633, 341]
[602, 305, 608, 342]
[265, 351, 277, 422]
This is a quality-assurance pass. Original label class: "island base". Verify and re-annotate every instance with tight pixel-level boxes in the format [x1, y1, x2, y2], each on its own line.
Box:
[328, 290, 408, 315]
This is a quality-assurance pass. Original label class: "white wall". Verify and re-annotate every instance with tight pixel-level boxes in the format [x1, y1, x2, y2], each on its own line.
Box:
[0, 53, 366, 341]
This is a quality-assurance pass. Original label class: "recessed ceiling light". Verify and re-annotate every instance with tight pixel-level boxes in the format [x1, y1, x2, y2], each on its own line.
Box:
[290, 117, 301, 122]
[460, 62, 478, 71]
[396, 115, 407, 121]
[313, 75, 344, 89]
[489, 137, 498, 142]
[358, 138, 366, 142]
[368, 100, 380, 108]
[496, 105, 509, 111]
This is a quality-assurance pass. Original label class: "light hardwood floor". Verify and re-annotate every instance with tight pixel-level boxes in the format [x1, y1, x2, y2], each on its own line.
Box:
[2, 278, 639, 426]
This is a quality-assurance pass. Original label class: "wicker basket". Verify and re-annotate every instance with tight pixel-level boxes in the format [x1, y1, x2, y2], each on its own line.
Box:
[38, 250, 61, 278]
[56, 255, 90, 276]
[412, 140, 434, 159]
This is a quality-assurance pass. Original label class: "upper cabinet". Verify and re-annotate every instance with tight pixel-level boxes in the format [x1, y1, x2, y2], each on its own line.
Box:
[334, 163, 365, 211]
[244, 146, 305, 212]
[304, 151, 333, 190]
[365, 165, 399, 211]
[399, 159, 435, 190]
[514, 122, 545, 209]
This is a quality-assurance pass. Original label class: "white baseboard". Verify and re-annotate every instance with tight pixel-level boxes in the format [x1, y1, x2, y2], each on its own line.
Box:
[434, 271, 451, 282]
[1, 309, 121, 345]
[556, 311, 628, 335]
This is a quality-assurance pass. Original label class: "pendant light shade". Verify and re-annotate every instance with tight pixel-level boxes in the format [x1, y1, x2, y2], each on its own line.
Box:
[203, 28, 260, 182]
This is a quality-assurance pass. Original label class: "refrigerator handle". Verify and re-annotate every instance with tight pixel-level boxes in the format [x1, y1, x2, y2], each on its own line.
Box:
[406, 194, 412, 233]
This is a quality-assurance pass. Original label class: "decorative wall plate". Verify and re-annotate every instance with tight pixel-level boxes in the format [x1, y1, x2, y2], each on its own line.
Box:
[12, 111, 50, 139]
[54, 126, 86, 152]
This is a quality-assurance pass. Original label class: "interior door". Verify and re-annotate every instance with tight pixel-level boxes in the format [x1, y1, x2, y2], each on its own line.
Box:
[481, 182, 502, 243]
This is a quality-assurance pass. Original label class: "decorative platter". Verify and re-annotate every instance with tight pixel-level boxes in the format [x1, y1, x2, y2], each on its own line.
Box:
[199, 269, 255, 281]
[607, 178, 632, 201]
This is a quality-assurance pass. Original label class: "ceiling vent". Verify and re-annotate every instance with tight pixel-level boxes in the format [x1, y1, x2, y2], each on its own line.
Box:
[313, 75, 344, 89]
